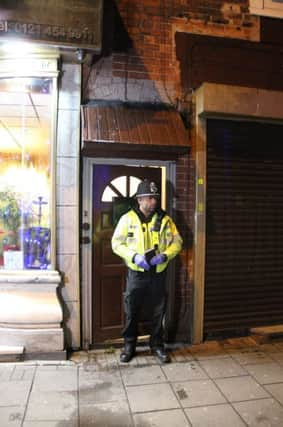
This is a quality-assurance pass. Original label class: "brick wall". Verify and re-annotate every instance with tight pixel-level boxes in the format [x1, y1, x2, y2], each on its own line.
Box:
[172, 153, 194, 341]
[84, 0, 258, 105]
[84, 0, 283, 104]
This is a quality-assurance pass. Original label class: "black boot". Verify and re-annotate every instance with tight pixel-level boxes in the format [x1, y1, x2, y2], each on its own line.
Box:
[120, 342, 136, 363]
[151, 347, 170, 364]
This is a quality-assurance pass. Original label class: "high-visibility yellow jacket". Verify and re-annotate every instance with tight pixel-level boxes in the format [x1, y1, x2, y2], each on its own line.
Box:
[111, 209, 183, 272]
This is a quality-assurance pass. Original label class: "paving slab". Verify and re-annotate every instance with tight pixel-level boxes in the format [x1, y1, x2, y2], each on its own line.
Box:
[162, 361, 208, 382]
[32, 366, 77, 392]
[126, 383, 180, 413]
[233, 397, 283, 426]
[79, 400, 132, 427]
[25, 390, 77, 422]
[120, 364, 166, 386]
[199, 357, 248, 379]
[185, 403, 246, 427]
[79, 366, 126, 404]
[133, 409, 190, 427]
[143, 354, 161, 365]
[0, 406, 24, 427]
[215, 376, 269, 402]
[244, 362, 283, 384]
[265, 382, 283, 405]
[172, 379, 226, 408]
[135, 348, 153, 366]
[0, 365, 15, 381]
[0, 381, 32, 406]
[12, 365, 36, 381]
[2, 337, 283, 426]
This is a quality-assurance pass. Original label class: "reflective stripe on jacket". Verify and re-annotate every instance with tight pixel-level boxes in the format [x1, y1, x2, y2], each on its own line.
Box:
[111, 209, 183, 272]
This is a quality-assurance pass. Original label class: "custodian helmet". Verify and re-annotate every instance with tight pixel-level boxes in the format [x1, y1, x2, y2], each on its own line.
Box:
[135, 179, 160, 197]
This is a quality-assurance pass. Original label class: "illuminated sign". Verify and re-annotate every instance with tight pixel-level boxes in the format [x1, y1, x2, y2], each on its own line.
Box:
[0, 0, 103, 51]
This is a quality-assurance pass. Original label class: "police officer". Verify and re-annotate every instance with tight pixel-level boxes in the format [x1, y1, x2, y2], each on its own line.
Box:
[111, 179, 182, 363]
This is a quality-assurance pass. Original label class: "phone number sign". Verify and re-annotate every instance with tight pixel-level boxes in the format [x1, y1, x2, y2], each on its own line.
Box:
[0, 0, 103, 51]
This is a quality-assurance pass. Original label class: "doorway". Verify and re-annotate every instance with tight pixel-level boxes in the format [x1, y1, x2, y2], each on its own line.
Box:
[82, 159, 175, 347]
[92, 164, 161, 342]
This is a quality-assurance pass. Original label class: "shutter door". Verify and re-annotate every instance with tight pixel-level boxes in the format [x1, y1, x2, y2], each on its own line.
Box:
[205, 119, 283, 336]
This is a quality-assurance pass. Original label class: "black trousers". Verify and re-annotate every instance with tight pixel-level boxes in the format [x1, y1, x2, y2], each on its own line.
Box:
[122, 268, 167, 349]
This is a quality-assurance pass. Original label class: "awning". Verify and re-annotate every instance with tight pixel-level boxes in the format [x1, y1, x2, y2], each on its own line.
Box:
[81, 103, 189, 158]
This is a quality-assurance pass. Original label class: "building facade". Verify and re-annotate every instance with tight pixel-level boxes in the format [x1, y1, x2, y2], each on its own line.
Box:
[1, 1, 283, 357]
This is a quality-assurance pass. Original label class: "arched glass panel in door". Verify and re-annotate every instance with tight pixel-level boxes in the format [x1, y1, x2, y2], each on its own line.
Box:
[101, 175, 141, 202]
[102, 175, 142, 226]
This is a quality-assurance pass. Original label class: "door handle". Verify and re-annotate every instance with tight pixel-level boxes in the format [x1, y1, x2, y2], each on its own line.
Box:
[82, 222, 90, 231]
[81, 236, 91, 244]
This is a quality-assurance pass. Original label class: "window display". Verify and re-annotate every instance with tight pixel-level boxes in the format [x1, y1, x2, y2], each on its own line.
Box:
[0, 76, 53, 270]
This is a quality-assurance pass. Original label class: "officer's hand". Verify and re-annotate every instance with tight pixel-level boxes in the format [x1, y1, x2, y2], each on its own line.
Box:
[150, 254, 167, 266]
[134, 254, 150, 271]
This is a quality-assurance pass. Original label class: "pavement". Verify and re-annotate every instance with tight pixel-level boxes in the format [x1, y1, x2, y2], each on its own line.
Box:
[2, 337, 283, 426]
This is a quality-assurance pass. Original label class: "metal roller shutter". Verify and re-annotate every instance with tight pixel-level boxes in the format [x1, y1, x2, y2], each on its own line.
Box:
[205, 119, 283, 337]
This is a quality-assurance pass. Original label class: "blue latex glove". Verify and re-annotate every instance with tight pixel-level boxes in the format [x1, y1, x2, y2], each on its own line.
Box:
[134, 254, 150, 271]
[150, 254, 166, 266]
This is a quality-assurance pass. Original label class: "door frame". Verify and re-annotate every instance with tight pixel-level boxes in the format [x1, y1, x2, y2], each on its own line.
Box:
[81, 157, 176, 349]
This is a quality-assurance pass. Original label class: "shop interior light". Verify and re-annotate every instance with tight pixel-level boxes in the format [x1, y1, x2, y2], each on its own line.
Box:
[1, 41, 35, 56]
[0, 165, 49, 196]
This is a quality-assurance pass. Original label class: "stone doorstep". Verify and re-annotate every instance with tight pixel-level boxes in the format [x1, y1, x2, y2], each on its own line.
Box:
[0, 345, 24, 362]
[250, 324, 283, 344]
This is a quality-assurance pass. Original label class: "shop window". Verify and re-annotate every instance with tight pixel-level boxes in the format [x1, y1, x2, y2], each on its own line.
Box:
[0, 61, 57, 270]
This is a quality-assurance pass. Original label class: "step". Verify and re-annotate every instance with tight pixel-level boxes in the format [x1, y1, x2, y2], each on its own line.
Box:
[250, 325, 283, 344]
[0, 345, 24, 362]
